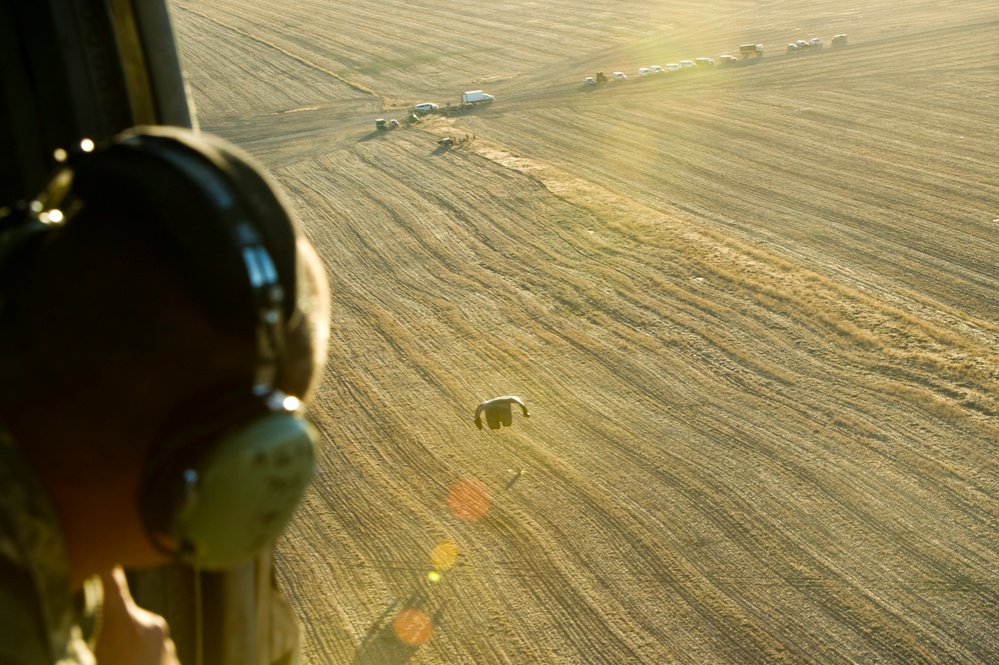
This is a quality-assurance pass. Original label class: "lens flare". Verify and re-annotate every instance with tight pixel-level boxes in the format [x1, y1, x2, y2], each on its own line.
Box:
[393, 607, 433, 645]
[447, 480, 490, 521]
[431, 540, 459, 570]
[427, 571, 441, 583]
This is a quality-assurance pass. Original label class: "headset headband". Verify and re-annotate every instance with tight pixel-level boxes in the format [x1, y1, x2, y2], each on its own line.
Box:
[122, 135, 288, 393]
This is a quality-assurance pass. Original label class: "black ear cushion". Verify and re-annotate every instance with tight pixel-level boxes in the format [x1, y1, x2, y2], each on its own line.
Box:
[140, 388, 267, 539]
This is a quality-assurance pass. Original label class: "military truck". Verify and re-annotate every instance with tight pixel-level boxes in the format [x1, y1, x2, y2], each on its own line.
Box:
[740, 43, 764, 58]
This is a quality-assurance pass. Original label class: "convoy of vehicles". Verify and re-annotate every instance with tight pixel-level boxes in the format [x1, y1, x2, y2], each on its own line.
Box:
[396, 32, 849, 134]
[583, 33, 847, 83]
[790, 37, 826, 51]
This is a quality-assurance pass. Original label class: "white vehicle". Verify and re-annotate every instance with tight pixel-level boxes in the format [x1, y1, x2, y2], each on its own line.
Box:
[650, 65, 665, 74]
[808, 38, 823, 47]
[787, 43, 799, 51]
[832, 34, 848, 45]
[719, 55, 738, 64]
[694, 58, 715, 66]
[638, 67, 652, 77]
[795, 40, 809, 49]
[613, 71, 627, 80]
[666, 63, 681, 72]
[413, 102, 439, 114]
[461, 90, 494, 104]
[584, 76, 597, 85]
[679, 60, 696, 69]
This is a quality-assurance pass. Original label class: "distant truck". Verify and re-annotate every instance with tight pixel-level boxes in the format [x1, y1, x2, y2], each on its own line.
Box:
[740, 43, 764, 58]
[595, 71, 609, 83]
[461, 90, 494, 104]
[832, 34, 848, 45]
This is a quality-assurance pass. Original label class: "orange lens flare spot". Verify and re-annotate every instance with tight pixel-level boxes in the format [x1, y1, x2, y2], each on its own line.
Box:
[393, 607, 434, 645]
[431, 540, 459, 570]
[447, 480, 490, 521]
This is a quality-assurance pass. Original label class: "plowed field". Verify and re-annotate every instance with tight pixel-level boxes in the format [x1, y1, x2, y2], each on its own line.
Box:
[172, 0, 998, 662]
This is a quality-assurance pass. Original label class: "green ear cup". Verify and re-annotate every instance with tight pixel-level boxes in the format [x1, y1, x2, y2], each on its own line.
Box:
[170, 413, 317, 570]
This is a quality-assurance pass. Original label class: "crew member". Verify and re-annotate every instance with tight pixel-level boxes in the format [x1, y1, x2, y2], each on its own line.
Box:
[0, 126, 330, 664]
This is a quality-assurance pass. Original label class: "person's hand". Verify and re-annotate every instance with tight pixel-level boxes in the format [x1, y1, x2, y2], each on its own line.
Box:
[95, 566, 180, 665]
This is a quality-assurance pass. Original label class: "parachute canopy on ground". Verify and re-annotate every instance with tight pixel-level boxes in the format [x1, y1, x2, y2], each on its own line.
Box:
[474, 396, 530, 430]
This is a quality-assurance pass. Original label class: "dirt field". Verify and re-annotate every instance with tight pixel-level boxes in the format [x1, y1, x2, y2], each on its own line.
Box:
[171, 0, 998, 662]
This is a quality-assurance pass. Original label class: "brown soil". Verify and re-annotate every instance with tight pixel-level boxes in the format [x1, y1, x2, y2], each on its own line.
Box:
[173, 0, 998, 662]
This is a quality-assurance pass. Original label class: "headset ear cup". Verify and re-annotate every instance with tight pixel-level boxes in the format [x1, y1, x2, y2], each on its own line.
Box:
[144, 411, 317, 570]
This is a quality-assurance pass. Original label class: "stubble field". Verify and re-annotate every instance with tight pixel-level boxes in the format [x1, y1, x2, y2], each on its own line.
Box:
[172, 0, 998, 662]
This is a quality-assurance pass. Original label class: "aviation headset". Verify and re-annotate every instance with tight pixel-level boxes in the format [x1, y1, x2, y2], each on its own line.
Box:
[0, 126, 318, 570]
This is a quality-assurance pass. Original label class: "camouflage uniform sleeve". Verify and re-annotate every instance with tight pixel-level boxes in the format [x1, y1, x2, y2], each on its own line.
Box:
[0, 549, 51, 664]
[0, 427, 96, 665]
